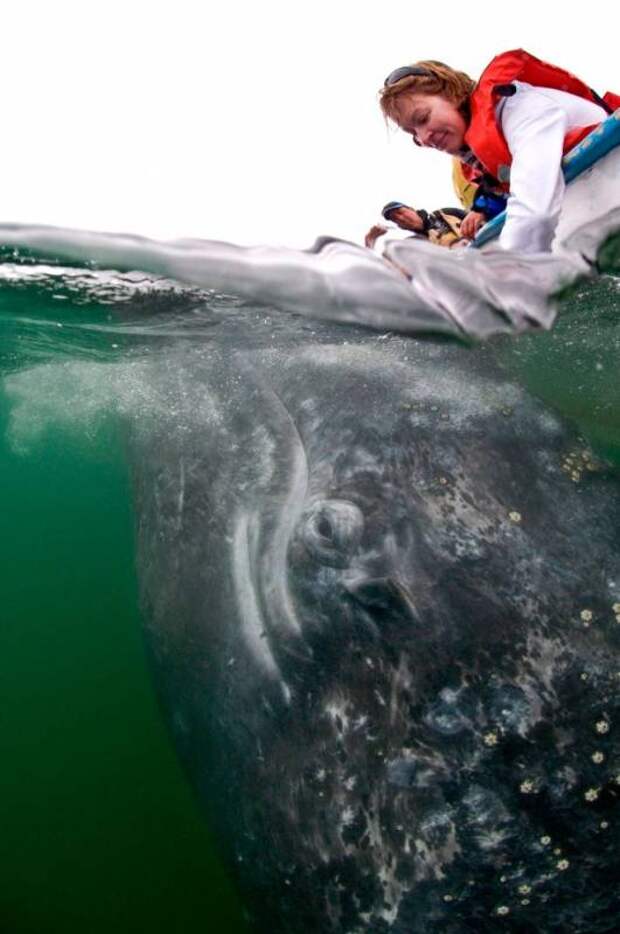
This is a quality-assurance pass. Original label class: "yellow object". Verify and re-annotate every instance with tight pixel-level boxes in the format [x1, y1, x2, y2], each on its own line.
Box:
[451, 158, 477, 210]
[428, 211, 464, 248]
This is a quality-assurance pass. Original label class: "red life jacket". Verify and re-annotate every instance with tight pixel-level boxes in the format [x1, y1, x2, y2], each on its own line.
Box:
[462, 49, 620, 190]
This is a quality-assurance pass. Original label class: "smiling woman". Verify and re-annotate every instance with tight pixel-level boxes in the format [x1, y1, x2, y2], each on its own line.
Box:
[381, 60, 474, 153]
[393, 94, 468, 154]
[379, 50, 618, 252]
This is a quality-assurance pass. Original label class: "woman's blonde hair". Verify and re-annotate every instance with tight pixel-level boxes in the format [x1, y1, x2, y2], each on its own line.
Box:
[380, 60, 475, 125]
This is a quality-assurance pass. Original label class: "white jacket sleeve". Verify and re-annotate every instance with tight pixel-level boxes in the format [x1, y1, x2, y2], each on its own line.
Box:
[498, 87, 568, 253]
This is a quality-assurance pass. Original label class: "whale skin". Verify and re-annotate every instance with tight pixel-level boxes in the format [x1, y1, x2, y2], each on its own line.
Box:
[131, 324, 620, 934]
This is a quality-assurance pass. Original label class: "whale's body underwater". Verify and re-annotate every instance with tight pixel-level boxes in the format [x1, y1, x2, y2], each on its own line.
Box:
[122, 314, 620, 933]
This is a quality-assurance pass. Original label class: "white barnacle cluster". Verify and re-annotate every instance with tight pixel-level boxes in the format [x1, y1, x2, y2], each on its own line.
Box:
[584, 787, 600, 802]
[483, 731, 499, 747]
[540, 835, 552, 846]
[508, 510, 522, 524]
[556, 859, 570, 871]
[561, 448, 597, 482]
[613, 602, 620, 624]
[518, 884, 532, 895]
[580, 609, 593, 627]
[495, 905, 510, 916]
[591, 751, 605, 764]
[595, 719, 610, 734]
[519, 778, 536, 795]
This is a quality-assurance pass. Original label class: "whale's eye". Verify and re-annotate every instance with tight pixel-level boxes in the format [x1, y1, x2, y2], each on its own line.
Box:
[300, 499, 364, 568]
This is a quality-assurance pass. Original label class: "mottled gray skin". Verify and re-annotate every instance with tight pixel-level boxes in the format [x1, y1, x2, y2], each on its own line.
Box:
[131, 324, 620, 934]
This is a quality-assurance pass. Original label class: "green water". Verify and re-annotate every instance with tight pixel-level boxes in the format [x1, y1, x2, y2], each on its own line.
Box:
[497, 275, 620, 465]
[0, 360, 249, 930]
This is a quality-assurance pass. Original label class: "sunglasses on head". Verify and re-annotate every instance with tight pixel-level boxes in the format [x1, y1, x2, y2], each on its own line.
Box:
[383, 65, 431, 87]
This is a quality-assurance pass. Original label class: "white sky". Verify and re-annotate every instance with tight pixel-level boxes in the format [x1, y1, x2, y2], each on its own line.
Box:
[3, 0, 617, 248]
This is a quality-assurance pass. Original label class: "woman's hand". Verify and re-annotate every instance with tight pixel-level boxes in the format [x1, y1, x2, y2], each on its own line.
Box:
[459, 210, 486, 240]
[364, 224, 388, 249]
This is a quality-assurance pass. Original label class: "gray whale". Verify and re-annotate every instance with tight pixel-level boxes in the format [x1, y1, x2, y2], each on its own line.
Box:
[128, 315, 620, 934]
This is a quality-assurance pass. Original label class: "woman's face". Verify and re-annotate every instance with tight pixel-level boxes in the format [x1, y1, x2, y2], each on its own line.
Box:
[393, 92, 467, 154]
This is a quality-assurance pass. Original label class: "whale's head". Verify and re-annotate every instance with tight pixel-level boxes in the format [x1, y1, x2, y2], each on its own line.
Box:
[134, 338, 620, 933]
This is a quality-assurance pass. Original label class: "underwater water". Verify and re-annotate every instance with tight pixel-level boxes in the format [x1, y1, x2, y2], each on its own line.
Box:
[0, 269, 251, 933]
[0, 231, 618, 932]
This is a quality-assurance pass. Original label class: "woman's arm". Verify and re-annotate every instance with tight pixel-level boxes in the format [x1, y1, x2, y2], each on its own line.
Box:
[498, 85, 568, 252]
